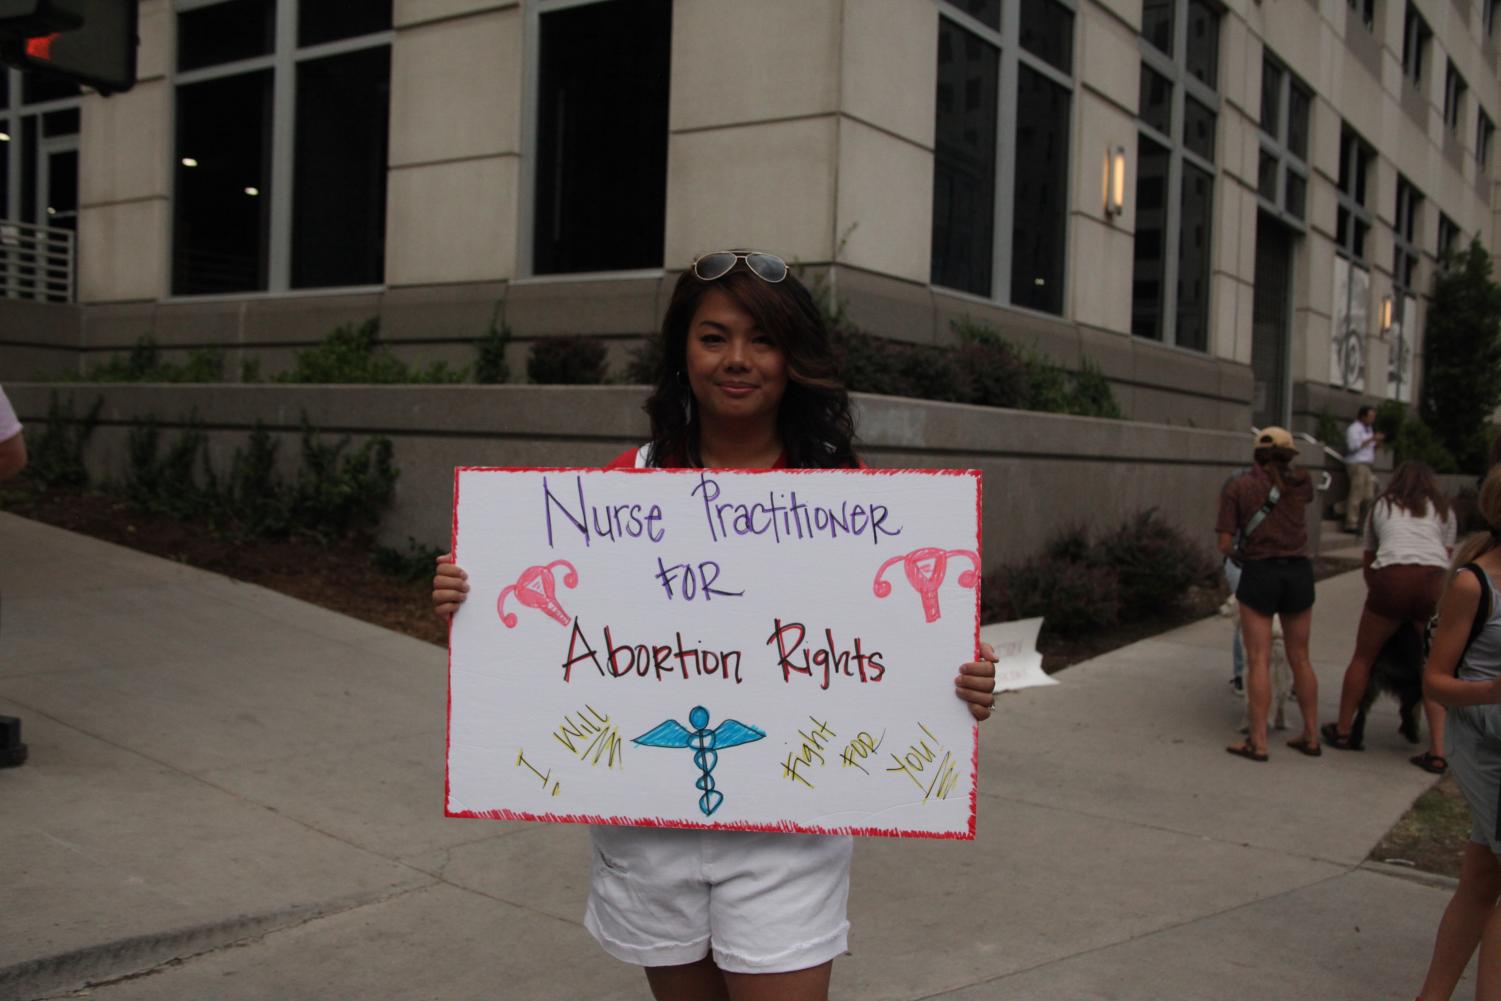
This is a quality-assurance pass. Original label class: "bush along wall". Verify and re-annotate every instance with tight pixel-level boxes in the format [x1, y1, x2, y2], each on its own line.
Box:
[981, 510, 1215, 633]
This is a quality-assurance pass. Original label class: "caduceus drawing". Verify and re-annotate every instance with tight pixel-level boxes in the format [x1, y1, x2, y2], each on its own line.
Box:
[633, 706, 765, 817]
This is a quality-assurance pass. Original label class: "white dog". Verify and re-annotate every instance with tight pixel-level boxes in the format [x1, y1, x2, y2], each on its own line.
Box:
[1220, 595, 1293, 731]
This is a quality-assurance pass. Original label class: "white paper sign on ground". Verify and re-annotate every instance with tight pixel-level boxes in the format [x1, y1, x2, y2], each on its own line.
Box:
[980, 617, 1056, 693]
[447, 467, 982, 839]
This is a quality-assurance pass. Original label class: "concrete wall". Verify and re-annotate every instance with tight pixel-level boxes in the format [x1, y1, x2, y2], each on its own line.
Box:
[3, 382, 1312, 570]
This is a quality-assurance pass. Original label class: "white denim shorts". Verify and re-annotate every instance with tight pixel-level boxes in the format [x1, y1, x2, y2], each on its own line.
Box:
[583, 824, 854, 975]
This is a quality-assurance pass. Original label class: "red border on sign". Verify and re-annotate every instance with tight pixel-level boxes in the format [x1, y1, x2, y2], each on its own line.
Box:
[446, 465, 983, 841]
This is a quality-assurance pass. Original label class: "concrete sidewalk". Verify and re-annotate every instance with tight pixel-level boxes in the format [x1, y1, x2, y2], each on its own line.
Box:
[0, 510, 1463, 1000]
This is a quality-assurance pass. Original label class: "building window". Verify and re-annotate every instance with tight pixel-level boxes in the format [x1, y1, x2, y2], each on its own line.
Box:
[1348, 0, 1375, 30]
[1444, 60, 1467, 134]
[1336, 127, 1374, 264]
[931, 0, 1075, 314]
[1438, 212, 1461, 259]
[1257, 54, 1311, 225]
[171, 0, 392, 296]
[1401, 3, 1431, 84]
[1479, 109, 1495, 173]
[1394, 176, 1422, 292]
[1131, 0, 1220, 351]
[533, 0, 671, 275]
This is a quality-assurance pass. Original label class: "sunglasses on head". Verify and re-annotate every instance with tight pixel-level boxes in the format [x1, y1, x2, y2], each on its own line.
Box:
[691, 250, 788, 284]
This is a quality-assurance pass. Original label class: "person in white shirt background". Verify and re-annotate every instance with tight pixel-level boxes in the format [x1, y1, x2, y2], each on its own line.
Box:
[0, 385, 26, 482]
[1344, 405, 1384, 532]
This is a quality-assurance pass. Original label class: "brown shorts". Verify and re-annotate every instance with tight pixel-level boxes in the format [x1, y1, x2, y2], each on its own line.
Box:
[1364, 564, 1445, 622]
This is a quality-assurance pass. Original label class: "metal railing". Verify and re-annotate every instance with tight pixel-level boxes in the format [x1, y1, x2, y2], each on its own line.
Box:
[0, 219, 76, 303]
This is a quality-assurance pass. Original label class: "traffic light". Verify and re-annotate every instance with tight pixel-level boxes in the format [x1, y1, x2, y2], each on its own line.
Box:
[0, 0, 85, 37]
[0, 0, 136, 95]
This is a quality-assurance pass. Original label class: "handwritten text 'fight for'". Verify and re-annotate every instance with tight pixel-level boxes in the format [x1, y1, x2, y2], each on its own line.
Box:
[560, 618, 887, 690]
[542, 473, 904, 550]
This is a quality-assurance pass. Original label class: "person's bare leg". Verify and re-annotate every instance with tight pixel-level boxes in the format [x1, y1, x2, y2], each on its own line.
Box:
[1277, 608, 1319, 744]
[724, 961, 833, 1001]
[1238, 606, 1273, 753]
[1335, 606, 1401, 734]
[1419, 842, 1501, 1001]
[646, 956, 730, 1001]
[1424, 697, 1448, 762]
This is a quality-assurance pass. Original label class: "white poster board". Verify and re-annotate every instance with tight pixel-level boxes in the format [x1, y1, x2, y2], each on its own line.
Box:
[447, 467, 982, 839]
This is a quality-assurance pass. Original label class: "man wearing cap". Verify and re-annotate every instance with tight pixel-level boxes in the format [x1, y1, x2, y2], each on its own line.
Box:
[1216, 427, 1322, 761]
[1343, 405, 1383, 532]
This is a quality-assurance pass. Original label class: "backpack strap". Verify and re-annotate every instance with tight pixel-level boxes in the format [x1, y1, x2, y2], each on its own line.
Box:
[1242, 485, 1281, 540]
[1460, 563, 1494, 653]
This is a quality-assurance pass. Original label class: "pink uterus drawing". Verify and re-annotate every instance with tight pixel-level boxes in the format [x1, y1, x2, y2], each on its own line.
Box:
[872, 548, 980, 623]
[497, 560, 579, 627]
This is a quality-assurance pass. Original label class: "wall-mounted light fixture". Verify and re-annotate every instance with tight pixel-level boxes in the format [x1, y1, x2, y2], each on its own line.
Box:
[1379, 294, 1394, 334]
[1104, 146, 1127, 218]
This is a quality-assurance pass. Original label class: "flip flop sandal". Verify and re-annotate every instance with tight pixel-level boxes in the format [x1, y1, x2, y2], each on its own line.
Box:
[1320, 722, 1360, 751]
[1287, 737, 1323, 757]
[1226, 742, 1268, 763]
[1410, 752, 1448, 775]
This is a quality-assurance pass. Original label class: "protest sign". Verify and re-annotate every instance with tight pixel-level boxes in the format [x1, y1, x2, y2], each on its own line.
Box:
[447, 466, 982, 839]
[981, 617, 1056, 693]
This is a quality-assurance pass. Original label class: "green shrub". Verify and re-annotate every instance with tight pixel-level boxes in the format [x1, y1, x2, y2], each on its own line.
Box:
[474, 321, 512, 384]
[277, 319, 467, 384]
[373, 537, 445, 582]
[26, 393, 101, 488]
[625, 334, 664, 385]
[223, 424, 289, 537]
[527, 335, 608, 384]
[1092, 507, 1216, 620]
[83, 336, 226, 383]
[1315, 410, 1344, 454]
[990, 558, 1122, 634]
[1394, 416, 1459, 472]
[124, 416, 219, 520]
[287, 421, 398, 543]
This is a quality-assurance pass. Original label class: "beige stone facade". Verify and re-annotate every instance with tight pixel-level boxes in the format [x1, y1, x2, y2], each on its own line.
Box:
[6, 0, 1498, 433]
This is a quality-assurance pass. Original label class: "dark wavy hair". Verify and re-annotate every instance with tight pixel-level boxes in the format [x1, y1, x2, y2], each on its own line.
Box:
[1378, 459, 1449, 520]
[642, 261, 856, 469]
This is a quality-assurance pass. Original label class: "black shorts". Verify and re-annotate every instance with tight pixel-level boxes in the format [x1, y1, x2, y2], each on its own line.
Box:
[1235, 557, 1315, 616]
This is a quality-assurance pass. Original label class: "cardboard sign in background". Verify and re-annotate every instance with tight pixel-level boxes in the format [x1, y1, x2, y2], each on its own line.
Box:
[447, 467, 982, 838]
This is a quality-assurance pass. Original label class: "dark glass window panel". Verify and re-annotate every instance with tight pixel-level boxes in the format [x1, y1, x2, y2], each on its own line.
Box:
[45, 148, 76, 231]
[1353, 218, 1369, 260]
[299, 0, 392, 47]
[22, 71, 79, 104]
[41, 107, 78, 137]
[1336, 205, 1349, 247]
[1139, 64, 1172, 137]
[1185, 0, 1219, 89]
[178, 0, 275, 72]
[291, 47, 390, 288]
[1285, 171, 1306, 219]
[1354, 147, 1368, 204]
[20, 114, 35, 222]
[1131, 136, 1170, 340]
[1260, 59, 1282, 132]
[952, 0, 1002, 30]
[1175, 161, 1213, 351]
[931, 18, 998, 296]
[1011, 65, 1069, 314]
[0, 68, 9, 107]
[1183, 96, 1215, 160]
[1258, 149, 1278, 201]
[1286, 84, 1310, 160]
[534, 0, 672, 274]
[0, 136, 7, 218]
[172, 71, 273, 294]
[1338, 135, 1351, 191]
[1020, 0, 1073, 73]
[1141, 0, 1174, 55]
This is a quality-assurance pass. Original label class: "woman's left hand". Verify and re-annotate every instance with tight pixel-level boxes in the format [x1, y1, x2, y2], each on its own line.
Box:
[955, 642, 999, 722]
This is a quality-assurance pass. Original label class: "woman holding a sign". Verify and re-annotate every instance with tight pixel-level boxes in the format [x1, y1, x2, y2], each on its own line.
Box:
[434, 251, 998, 1001]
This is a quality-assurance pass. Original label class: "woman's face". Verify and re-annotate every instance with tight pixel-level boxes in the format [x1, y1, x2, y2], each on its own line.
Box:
[683, 287, 789, 429]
